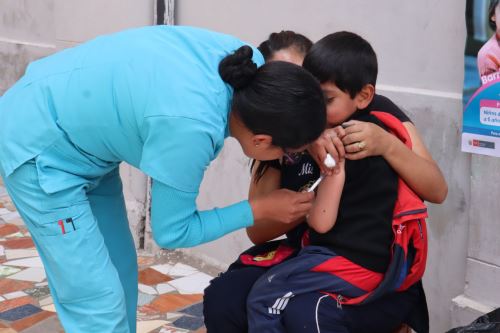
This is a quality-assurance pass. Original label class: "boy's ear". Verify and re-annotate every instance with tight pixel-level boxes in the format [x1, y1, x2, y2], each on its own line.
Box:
[355, 84, 375, 109]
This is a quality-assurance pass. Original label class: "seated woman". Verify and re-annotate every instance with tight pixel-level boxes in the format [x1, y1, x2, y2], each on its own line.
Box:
[203, 31, 447, 333]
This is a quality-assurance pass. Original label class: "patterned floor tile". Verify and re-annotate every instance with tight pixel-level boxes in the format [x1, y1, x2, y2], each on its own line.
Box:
[6, 219, 24, 227]
[158, 325, 189, 333]
[166, 313, 183, 321]
[24, 286, 51, 299]
[192, 328, 207, 333]
[0, 296, 36, 312]
[0, 238, 34, 250]
[137, 256, 156, 267]
[156, 283, 176, 295]
[168, 273, 212, 295]
[179, 303, 203, 318]
[6, 268, 45, 283]
[138, 293, 157, 307]
[0, 266, 21, 278]
[3, 291, 28, 300]
[40, 304, 56, 313]
[168, 264, 198, 278]
[0, 304, 41, 322]
[0, 213, 20, 223]
[137, 320, 169, 333]
[21, 315, 64, 333]
[0, 279, 33, 295]
[10, 310, 54, 331]
[38, 296, 53, 307]
[150, 294, 203, 314]
[3, 257, 43, 268]
[151, 264, 174, 276]
[138, 268, 173, 286]
[172, 316, 204, 331]
[4, 233, 24, 239]
[139, 283, 158, 295]
[4, 249, 38, 260]
[138, 304, 161, 317]
[0, 225, 19, 238]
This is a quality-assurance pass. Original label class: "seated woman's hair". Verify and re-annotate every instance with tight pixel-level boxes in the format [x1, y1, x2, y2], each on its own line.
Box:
[258, 31, 313, 61]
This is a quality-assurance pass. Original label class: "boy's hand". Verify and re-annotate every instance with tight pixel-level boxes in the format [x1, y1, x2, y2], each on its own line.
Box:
[307, 127, 346, 175]
[341, 120, 393, 159]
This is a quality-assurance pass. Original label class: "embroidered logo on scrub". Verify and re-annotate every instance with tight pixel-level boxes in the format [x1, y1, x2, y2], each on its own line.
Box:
[58, 218, 76, 235]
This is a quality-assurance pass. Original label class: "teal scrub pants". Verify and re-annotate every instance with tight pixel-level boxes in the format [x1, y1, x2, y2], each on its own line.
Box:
[0, 139, 138, 333]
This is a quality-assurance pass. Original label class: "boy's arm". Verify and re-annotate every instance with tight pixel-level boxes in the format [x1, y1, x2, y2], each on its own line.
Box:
[307, 164, 345, 234]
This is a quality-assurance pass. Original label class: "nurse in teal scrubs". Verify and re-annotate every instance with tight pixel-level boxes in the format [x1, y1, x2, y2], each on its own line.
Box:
[0, 26, 325, 332]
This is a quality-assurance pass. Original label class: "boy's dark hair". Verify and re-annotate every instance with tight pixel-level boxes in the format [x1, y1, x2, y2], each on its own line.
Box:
[489, 0, 499, 31]
[258, 31, 313, 61]
[303, 31, 378, 98]
[219, 45, 326, 150]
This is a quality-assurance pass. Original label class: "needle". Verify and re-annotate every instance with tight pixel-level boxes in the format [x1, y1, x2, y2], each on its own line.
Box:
[307, 174, 325, 192]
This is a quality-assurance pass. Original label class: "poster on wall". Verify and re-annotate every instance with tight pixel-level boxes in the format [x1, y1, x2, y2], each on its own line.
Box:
[462, 0, 500, 157]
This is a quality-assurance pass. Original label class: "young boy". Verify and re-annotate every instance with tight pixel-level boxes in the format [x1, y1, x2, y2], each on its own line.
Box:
[246, 31, 426, 333]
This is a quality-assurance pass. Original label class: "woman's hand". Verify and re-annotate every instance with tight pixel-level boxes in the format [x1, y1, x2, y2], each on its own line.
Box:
[307, 127, 346, 175]
[342, 120, 448, 203]
[341, 120, 393, 160]
[249, 189, 314, 225]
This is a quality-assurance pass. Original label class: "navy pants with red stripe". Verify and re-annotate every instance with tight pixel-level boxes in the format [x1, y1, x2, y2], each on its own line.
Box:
[204, 246, 422, 333]
[248, 246, 375, 332]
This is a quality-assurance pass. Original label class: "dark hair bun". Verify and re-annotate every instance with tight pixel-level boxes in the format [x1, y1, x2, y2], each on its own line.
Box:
[219, 45, 257, 90]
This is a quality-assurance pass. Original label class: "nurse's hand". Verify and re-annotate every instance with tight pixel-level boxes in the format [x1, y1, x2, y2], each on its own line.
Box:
[249, 189, 314, 225]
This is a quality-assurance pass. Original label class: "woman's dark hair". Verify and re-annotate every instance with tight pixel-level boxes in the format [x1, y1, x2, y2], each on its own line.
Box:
[219, 45, 326, 155]
[249, 31, 313, 182]
[258, 31, 313, 61]
[303, 31, 378, 99]
[489, 0, 499, 31]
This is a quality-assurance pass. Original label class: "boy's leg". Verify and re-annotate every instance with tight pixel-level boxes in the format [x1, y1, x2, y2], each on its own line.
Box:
[203, 266, 268, 333]
[282, 292, 349, 333]
[283, 288, 420, 333]
[1, 161, 130, 333]
[247, 246, 367, 333]
[87, 168, 138, 333]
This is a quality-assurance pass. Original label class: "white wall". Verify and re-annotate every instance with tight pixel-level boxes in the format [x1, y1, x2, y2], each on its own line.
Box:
[175, 1, 484, 332]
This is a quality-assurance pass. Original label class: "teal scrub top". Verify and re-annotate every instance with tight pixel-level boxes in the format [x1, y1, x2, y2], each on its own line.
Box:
[0, 26, 264, 247]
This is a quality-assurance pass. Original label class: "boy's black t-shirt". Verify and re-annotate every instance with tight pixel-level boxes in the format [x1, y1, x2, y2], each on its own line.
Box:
[278, 94, 412, 273]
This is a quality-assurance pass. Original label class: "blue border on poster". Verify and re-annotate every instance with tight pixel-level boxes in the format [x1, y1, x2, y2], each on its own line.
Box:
[462, 78, 500, 157]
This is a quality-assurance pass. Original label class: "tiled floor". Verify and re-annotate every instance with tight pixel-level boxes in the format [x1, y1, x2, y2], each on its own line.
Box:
[0, 182, 215, 333]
